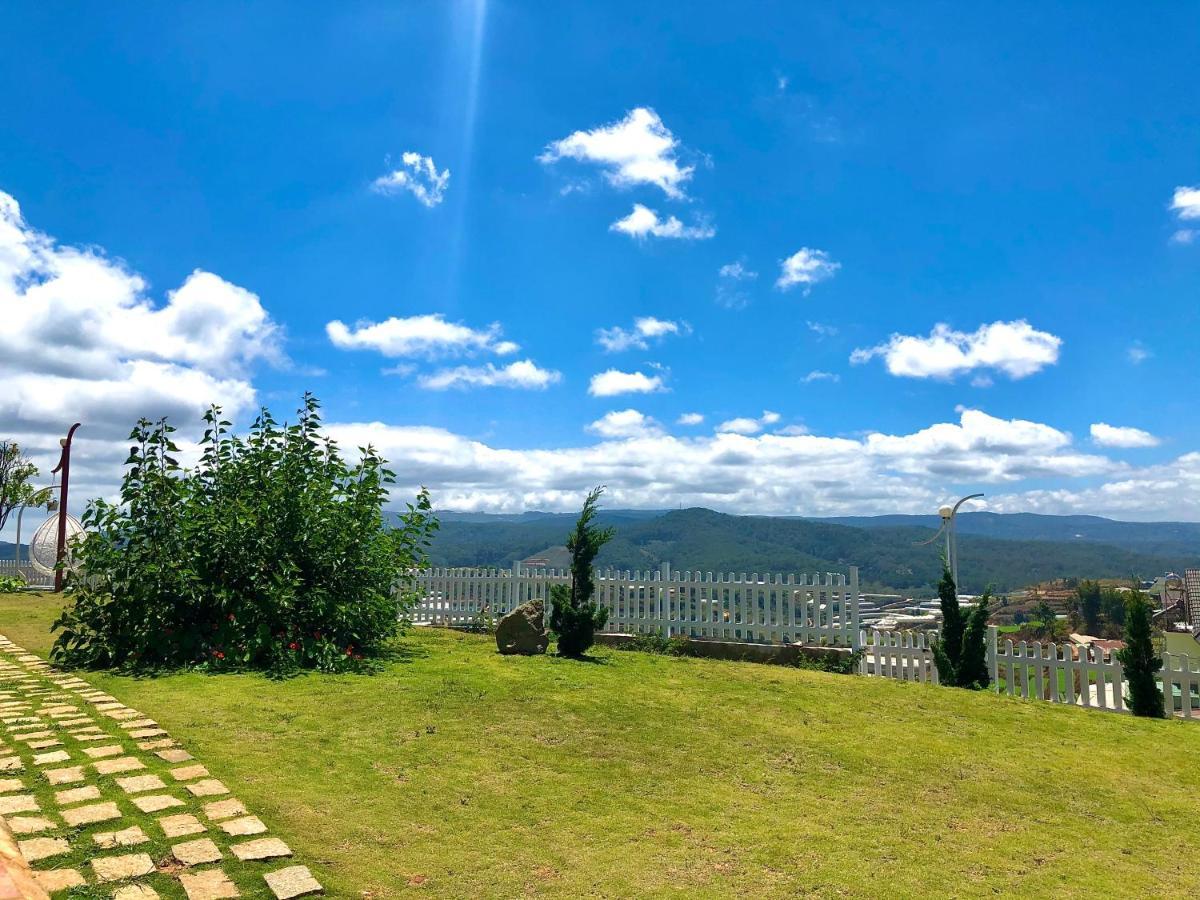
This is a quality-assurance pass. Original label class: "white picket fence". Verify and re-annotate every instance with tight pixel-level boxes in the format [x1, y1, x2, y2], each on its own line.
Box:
[861, 624, 1200, 720]
[413, 562, 862, 648]
[0, 560, 39, 585]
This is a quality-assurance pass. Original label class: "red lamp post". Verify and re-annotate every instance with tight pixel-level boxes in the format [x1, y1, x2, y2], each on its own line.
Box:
[50, 423, 80, 593]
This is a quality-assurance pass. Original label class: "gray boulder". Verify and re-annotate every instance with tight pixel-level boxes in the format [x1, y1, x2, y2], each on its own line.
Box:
[496, 599, 548, 655]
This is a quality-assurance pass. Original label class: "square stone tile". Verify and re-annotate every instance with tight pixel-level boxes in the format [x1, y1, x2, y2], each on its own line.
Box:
[186, 779, 228, 797]
[0, 777, 23, 793]
[136, 738, 176, 750]
[230, 837, 292, 862]
[114, 886, 161, 900]
[0, 793, 38, 814]
[179, 868, 240, 899]
[6, 815, 55, 834]
[171, 764, 210, 781]
[264, 866, 323, 899]
[16, 730, 54, 741]
[44, 765, 85, 785]
[173, 837, 223, 866]
[159, 813, 206, 838]
[58, 716, 93, 728]
[0, 756, 22, 771]
[84, 744, 125, 758]
[116, 774, 166, 794]
[128, 727, 166, 739]
[92, 851, 155, 882]
[121, 718, 157, 730]
[132, 793, 184, 813]
[218, 815, 266, 836]
[156, 748, 193, 763]
[17, 836, 69, 862]
[94, 825, 149, 848]
[55, 785, 101, 805]
[28, 739, 64, 751]
[61, 800, 122, 826]
[95, 756, 145, 775]
[203, 798, 247, 821]
[73, 732, 111, 741]
[32, 869, 85, 892]
[32, 749, 69, 765]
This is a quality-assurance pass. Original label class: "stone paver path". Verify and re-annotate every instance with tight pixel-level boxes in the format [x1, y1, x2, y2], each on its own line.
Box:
[0, 634, 323, 898]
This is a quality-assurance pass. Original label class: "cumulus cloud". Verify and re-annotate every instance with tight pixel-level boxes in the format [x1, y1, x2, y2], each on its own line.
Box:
[609, 204, 714, 240]
[1090, 423, 1160, 449]
[371, 152, 450, 207]
[851, 320, 1061, 381]
[716, 411, 781, 435]
[588, 369, 666, 397]
[776, 248, 839, 292]
[538, 107, 694, 199]
[587, 409, 663, 439]
[417, 360, 561, 391]
[323, 408, 1125, 517]
[326, 314, 516, 359]
[0, 188, 284, 533]
[595, 317, 687, 353]
[1127, 341, 1151, 365]
[1171, 186, 1200, 219]
[677, 412, 704, 426]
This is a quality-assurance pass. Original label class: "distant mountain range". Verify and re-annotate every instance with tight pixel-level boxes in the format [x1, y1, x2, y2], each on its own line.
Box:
[0, 542, 27, 561]
[416, 508, 1200, 595]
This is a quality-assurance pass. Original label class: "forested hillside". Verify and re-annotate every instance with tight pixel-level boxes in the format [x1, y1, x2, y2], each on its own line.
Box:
[422, 508, 1197, 594]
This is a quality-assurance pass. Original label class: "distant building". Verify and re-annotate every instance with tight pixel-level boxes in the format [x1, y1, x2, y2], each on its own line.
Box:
[1185, 570, 1200, 625]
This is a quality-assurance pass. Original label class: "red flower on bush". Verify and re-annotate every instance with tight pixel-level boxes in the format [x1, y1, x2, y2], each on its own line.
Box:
[345, 646, 354, 656]
[228, 613, 235, 622]
[288, 642, 299, 651]
[212, 650, 225, 660]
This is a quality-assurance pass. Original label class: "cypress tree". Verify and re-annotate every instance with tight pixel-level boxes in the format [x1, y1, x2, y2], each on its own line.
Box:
[550, 486, 614, 658]
[933, 566, 963, 684]
[1117, 593, 1165, 718]
[957, 589, 992, 689]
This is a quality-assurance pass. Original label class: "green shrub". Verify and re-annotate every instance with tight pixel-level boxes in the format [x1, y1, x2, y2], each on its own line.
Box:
[617, 630, 693, 656]
[550, 486, 613, 658]
[794, 649, 861, 675]
[0, 573, 26, 593]
[51, 394, 437, 675]
[933, 565, 992, 690]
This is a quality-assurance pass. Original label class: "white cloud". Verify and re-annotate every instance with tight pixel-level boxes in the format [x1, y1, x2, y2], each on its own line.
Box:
[716, 260, 758, 309]
[1171, 186, 1200, 220]
[588, 369, 666, 397]
[371, 152, 450, 208]
[0, 188, 284, 537]
[587, 409, 663, 439]
[806, 321, 838, 339]
[596, 317, 687, 353]
[326, 314, 515, 359]
[1170, 229, 1197, 245]
[718, 261, 757, 280]
[801, 370, 839, 384]
[1090, 423, 1160, 449]
[610, 204, 714, 240]
[677, 412, 704, 426]
[776, 248, 840, 292]
[538, 107, 694, 199]
[1127, 341, 1151, 365]
[851, 320, 1061, 381]
[324, 408, 1125, 517]
[417, 360, 561, 391]
[716, 411, 781, 435]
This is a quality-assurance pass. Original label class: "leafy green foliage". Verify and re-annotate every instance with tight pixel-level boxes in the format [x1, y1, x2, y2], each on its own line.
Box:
[0, 573, 25, 593]
[51, 394, 437, 675]
[933, 567, 992, 689]
[1071, 580, 1130, 638]
[550, 486, 614, 658]
[0, 440, 52, 532]
[1117, 593, 1165, 718]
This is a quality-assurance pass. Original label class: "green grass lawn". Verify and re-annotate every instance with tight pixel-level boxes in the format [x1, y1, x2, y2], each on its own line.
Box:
[4, 592, 1200, 898]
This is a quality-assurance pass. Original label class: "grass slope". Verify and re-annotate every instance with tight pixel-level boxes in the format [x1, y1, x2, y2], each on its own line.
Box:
[4, 592, 1200, 897]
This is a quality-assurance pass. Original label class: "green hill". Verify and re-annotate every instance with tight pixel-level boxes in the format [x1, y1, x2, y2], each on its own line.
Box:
[425, 508, 1197, 594]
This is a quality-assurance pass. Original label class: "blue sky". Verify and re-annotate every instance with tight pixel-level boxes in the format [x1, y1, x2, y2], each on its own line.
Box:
[3, 2, 1200, 522]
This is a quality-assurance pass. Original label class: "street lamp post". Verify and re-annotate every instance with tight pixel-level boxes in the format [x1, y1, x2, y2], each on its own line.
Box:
[919, 493, 985, 594]
[50, 423, 80, 593]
